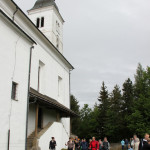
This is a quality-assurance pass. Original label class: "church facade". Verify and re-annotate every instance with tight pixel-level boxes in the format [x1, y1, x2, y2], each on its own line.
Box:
[0, 0, 76, 150]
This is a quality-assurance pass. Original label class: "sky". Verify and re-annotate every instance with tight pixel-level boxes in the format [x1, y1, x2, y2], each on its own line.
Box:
[14, 0, 150, 108]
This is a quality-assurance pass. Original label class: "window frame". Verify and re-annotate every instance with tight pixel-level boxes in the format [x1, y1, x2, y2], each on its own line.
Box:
[11, 81, 18, 100]
[41, 17, 44, 28]
[36, 18, 40, 28]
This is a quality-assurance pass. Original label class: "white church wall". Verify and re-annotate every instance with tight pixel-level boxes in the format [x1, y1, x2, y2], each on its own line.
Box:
[0, 1, 72, 148]
[52, 9, 63, 53]
[28, 7, 53, 43]
[30, 43, 70, 107]
[61, 118, 70, 137]
[39, 122, 68, 150]
[28, 104, 36, 136]
[0, 14, 33, 150]
[28, 6, 64, 54]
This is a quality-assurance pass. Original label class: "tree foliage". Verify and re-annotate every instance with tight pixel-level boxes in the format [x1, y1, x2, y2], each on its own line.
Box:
[71, 64, 150, 142]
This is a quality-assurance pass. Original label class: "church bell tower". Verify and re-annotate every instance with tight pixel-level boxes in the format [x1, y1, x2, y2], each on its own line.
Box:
[28, 0, 64, 54]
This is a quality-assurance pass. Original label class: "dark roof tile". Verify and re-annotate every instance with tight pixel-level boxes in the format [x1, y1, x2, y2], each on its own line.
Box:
[30, 0, 59, 11]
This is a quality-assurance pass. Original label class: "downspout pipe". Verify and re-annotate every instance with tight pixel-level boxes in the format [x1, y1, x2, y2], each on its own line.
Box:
[69, 68, 73, 109]
[7, 130, 10, 150]
[69, 68, 73, 135]
[25, 46, 34, 150]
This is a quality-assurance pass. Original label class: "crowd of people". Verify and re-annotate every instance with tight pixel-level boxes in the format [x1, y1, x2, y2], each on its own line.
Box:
[49, 136, 110, 150]
[49, 133, 150, 150]
[65, 136, 110, 150]
[121, 133, 150, 150]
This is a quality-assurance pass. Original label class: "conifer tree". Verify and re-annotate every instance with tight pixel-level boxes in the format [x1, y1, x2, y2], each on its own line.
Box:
[128, 65, 150, 137]
[97, 82, 109, 138]
[105, 85, 122, 141]
[70, 95, 80, 135]
[122, 78, 134, 114]
[121, 78, 134, 138]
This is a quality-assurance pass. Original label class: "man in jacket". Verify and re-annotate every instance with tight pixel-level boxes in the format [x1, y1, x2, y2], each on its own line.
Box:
[49, 137, 56, 150]
[139, 133, 149, 150]
[75, 136, 80, 150]
[125, 139, 129, 150]
[102, 137, 110, 150]
[142, 138, 150, 150]
[89, 137, 99, 150]
[80, 139, 88, 150]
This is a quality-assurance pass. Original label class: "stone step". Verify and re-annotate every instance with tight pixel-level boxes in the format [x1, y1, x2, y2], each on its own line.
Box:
[27, 122, 53, 149]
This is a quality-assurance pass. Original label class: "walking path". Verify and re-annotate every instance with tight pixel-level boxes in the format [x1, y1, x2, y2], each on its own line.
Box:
[110, 143, 121, 150]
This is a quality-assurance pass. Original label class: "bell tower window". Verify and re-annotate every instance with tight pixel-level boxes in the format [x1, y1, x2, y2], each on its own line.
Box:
[41, 17, 44, 27]
[36, 18, 40, 28]
[36, 17, 45, 28]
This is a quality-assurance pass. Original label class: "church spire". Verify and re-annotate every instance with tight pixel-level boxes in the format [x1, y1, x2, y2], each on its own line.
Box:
[30, 0, 59, 11]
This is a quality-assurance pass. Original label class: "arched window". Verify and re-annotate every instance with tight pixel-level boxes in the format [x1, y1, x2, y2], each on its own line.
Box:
[41, 17, 44, 27]
[36, 18, 40, 28]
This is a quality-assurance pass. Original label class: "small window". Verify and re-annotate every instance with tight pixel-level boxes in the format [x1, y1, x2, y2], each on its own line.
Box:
[56, 21, 60, 33]
[58, 76, 62, 97]
[56, 37, 59, 49]
[41, 17, 44, 27]
[36, 18, 40, 28]
[11, 82, 18, 100]
[37, 61, 45, 92]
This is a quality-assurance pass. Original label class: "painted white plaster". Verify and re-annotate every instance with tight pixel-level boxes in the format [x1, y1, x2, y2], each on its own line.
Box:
[0, 1, 72, 150]
[0, 13, 33, 150]
[39, 122, 69, 150]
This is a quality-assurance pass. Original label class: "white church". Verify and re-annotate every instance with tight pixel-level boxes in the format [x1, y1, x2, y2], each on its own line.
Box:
[0, 0, 77, 150]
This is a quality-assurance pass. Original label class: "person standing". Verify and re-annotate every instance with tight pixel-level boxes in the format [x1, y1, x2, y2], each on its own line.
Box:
[102, 137, 110, 150]
[89, 139, 92, 149]
[131, 138, 134, 148]
[139, 133, 149, 150]
[133, 135, 140, 150]
[80, 139, 88, 150]
[142, 138, 150, 150]
[125, 139, 129, 150]
[66, 137, 75, 150]
[89, 137, 99, 150]
[49, 137, 56, 150]
[121, 139, 125, 150]
[75, 136, 80, 150]
[99, 139, 103, 150]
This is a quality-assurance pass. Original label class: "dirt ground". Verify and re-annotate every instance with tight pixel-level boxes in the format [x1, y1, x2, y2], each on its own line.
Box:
[110, 143, 121, 150]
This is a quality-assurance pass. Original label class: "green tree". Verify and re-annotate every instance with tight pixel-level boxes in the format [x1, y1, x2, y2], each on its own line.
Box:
[97, 82, 109, 138]
[121, 78, 134, 139]
[105, 85, 122, 141]
[128, 65, 150, 137]
[77, 104, 92, 138]
[70, 95, 80, 135]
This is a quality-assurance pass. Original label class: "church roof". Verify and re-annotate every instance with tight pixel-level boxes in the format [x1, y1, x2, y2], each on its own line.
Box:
[30, 88, 79, 117]
[0, 9, 36, 45]
[30, 0, 59, 11]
